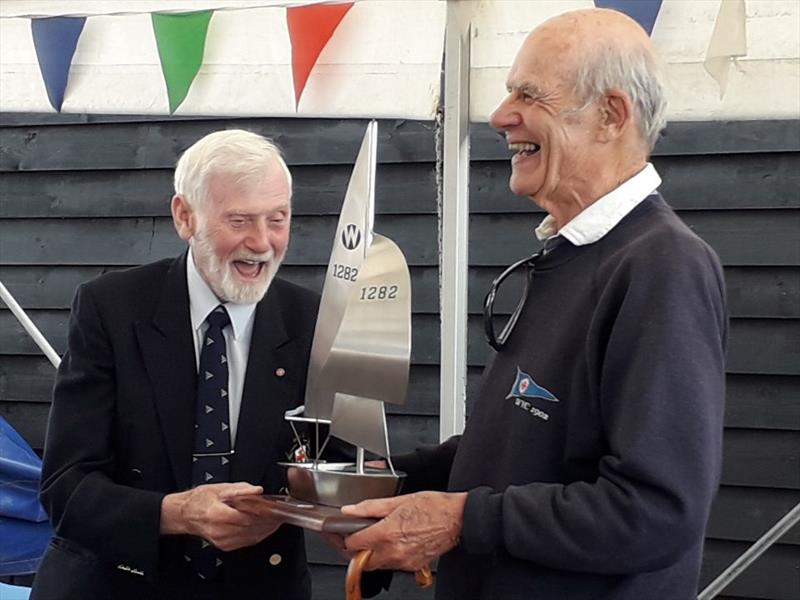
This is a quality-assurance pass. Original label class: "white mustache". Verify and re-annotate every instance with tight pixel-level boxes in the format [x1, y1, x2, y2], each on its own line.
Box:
[231, 249, 274, 263]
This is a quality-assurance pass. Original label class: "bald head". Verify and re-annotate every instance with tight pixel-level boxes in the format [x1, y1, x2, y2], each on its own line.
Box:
[522, 8, 666, 152]
[534, 8, 653, 59]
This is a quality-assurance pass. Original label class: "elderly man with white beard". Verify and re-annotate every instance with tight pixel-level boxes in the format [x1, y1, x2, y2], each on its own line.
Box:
[32, 130, 322, 600]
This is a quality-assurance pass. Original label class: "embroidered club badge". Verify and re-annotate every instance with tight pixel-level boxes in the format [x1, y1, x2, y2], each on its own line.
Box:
[506, 367, 559, 402]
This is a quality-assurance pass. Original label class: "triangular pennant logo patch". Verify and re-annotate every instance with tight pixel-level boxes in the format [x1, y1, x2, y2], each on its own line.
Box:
[506, 367, 558, 402]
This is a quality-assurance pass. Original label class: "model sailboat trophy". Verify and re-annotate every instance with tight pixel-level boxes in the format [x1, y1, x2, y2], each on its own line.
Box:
[233, 121, 430, 598]
[283, 119, 410, 504]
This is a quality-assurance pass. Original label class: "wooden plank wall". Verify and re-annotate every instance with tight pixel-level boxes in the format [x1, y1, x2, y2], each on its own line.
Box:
[0, 114, 797, 599]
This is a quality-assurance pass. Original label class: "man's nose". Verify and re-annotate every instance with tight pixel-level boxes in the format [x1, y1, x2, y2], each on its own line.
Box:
[489, 96, 520, 130]
[247, 220, 272, 253]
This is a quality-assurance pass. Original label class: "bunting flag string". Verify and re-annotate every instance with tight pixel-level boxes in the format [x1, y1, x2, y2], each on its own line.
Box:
[594, 0, 663, 36]
[704, 0, 747, 98]
[286, 2, 353, 107]
[30, 16, 87, 111]
[1, 1, 350, 19]
[152, 11, 214, 113]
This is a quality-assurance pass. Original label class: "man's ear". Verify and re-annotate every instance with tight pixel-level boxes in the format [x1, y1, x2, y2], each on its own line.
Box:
[597, 89, 633, 143]
[171, 194, 195, 241]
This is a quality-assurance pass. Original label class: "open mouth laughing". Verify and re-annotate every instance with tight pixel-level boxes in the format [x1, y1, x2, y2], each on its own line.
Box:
[233, 260, 264, 279]
[232, 253, 272, 280]
[508, 142, 541, 156]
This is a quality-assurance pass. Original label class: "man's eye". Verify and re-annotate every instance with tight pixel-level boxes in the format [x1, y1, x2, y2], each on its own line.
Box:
[229, 219, 246, 227]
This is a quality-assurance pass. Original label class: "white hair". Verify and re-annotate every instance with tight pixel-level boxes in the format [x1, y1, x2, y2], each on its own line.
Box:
[573, 42, 667, 153]
[173, 129, 292, 211]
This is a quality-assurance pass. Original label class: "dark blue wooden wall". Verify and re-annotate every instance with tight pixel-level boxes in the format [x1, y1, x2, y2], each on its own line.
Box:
[0, 114, 797, 599]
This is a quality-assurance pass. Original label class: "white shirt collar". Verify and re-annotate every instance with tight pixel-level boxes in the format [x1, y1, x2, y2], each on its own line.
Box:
[186, 249, 257, 340]
[535, 163, 661, 245]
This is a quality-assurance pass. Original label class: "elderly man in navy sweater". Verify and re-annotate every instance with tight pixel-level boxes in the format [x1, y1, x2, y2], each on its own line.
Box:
[342, 8, 728, 600]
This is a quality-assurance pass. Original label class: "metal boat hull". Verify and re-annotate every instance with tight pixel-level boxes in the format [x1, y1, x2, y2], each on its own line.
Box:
[282, 462, 405, 507]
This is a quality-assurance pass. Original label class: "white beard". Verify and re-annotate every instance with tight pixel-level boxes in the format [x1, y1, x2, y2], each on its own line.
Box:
[190, 229, 284, 304]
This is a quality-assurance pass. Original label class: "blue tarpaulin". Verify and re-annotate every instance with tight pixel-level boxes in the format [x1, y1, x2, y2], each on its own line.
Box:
[0, 417, 52, 576]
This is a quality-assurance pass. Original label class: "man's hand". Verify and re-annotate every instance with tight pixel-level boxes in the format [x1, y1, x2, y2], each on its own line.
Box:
[160, 482, 282, 551]
[341, 491, 467, 572]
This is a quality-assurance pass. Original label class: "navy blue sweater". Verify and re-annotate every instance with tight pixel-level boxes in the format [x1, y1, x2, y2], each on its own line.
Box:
[396, 195, 728, 599]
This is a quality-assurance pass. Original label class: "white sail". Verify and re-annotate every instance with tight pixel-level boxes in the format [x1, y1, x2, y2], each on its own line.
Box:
[283, 121, 411, 502]
[303, 121, 378, 420]
[296, 121, 411, 459]
[326, 232, 412, 456]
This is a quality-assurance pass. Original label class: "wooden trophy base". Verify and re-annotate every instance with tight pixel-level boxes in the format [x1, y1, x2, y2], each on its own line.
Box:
[230, 494, 434, 599]
[228, 494, 377, 534]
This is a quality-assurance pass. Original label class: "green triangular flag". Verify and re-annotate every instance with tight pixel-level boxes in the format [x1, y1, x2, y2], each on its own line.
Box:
[151, 11, 213, 113]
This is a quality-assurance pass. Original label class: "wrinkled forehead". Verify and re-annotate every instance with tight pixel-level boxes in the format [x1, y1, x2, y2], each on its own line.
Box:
[203, 164, 292, 210]
[506, 27, 579, 92]
[212, 161, 289, 192]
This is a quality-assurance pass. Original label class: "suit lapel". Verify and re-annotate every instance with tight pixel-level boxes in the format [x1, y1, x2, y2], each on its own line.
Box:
[230, 286, 293, 484]
[135, 253, 196, 490]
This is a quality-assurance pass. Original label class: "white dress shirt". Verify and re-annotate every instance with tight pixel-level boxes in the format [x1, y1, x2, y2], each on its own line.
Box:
[535, 163, 662, 245]
[186, 250, 257, 446]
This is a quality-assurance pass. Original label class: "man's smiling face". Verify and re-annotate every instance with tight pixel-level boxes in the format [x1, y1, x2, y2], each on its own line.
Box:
[489, 26, 602, 209]
[189, 164, 291, 304]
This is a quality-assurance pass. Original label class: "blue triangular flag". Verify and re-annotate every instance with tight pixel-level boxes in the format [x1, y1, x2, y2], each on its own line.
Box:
[506, 368, 559, 402]
[594, 0, 663, 36]
[31, 16, 87, 111]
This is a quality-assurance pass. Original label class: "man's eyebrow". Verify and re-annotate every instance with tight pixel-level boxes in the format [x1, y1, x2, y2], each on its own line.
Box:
[506, 81, 544, 97]
[521, 82, 545, 97]
[224, 203, 291, 216]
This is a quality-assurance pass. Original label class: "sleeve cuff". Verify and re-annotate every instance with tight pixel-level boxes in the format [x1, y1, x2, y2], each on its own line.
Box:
[460, 486, 503, 555]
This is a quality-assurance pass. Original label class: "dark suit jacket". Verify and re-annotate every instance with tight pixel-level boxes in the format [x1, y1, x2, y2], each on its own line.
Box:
[32, 253, 320, 600]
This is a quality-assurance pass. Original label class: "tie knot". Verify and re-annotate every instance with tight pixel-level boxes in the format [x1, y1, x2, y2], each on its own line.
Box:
[205, 305, 230, 330]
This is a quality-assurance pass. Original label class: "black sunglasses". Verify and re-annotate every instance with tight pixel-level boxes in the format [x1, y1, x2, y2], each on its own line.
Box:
[483, 249, 545, 351]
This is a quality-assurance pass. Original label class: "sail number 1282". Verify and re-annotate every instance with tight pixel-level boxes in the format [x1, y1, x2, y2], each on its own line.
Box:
[331, 264, 358, 282]
[360, 285, 398, 301]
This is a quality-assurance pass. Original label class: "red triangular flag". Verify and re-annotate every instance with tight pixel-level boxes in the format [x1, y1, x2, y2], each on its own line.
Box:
[287, 2, 354, 107]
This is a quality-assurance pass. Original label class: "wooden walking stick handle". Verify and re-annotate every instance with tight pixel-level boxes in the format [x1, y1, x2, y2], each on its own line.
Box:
[345, 549, 434, 600]
[346, 549, 373, 600]
[415, 564, 434, 588]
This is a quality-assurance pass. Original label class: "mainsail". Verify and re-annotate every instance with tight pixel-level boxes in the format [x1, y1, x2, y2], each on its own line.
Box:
[301, 121, 411, 458]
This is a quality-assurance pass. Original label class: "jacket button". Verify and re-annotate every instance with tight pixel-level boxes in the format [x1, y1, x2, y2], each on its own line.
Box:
[269, 553, 282, 566]
[275, 368, 286, 377]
